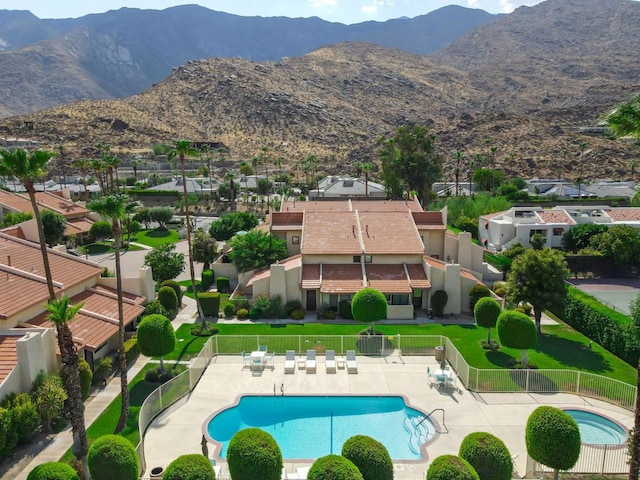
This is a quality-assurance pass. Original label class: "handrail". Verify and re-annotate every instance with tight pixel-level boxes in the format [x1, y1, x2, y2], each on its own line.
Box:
[417, 408, 446, 433]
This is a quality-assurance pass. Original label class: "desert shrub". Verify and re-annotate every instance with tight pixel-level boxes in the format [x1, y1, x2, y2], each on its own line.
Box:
[285, 299, 303, 315]
[237, 308, 249, 319]
[87, 434, 139, 480]
[190, 323, 219, 337]
[158, 286, 179, 316]
[249, 307, 262, 320]
[32, 373, 66, 433]
[143, 299, 169, 317]
[469, 284, 491, 311]
[201, 269, 214, 290]
[342, 435, 393, 480]
[253, 293, 271, 312]
[123, 336, 139, 364]
[216, 276, 230, 293]
[227, 428, 282, 480]
[290, 309, 305, 320]
[163, 454, 215, 480]
[161, 279, 183, 303]
[78, 358, 93, 400]
[198, 291, 221, 317]
[3, 393, 39, 444]
[431, 290, 448, 316]
[223, 302, 236, 317]
[308, 455, 363, 480]
[27, 461, 80, 480]
[93, 357, 112, 385]
[339, 300, 354, 319]
[459, 432, 512, 480]
[426, 454, 479, 480]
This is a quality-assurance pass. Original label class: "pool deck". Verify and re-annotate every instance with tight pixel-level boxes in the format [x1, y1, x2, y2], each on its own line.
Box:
[142, 354, 634, 479]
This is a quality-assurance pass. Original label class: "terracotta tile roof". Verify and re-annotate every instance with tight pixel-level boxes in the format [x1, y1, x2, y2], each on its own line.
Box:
[29, 312, 118, 352]
[245, 255, 302, 288]
[350, 199, 423, 212]
[406, 264, 431, 288]
[301, 264, 321, 289]
[320, 264, 364, 293]
[271, 212, 304, 226]
[365, 264, 411, 293]
[0, 225, 25, 239]
[424, 256, 447, 270]
[480, 211, 507, 220]
[301, 211, 362, 255]
[537, 210, 576, 225]
[91, 285, 146, 305]
[460, 270, 481, 283]
[604, 209, 640, 222]
[0, 335, 19, 383]
[412, 211, 444, 225]
[280, 198, 424, 214]
[0, 190, 88, 219]
[281, 200, 355, 213]
[65, 218, 94, 235]
[358, 211, 424, 254]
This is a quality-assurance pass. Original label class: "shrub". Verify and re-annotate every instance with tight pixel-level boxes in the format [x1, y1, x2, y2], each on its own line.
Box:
[158, 286, 179, 316]
[223, 302, 236, 317]
[137, 314, 175, 371]
[198, 291, 221, 317]
[78, 358, 93, 400]
[158, 369, 175, 384]
[474, 297, 501, 345]
[339, 300, 354, 319]
[351, 288, 387, 326]
[144, 299, 169, 317]
[201, 269, 214, 290]
[308, 455, 364, 480]
[459, 432, 512, 480]
[144, 369, 160, 383]
[469, 284, 491, 311]
[227, 428, 283, 480]
[3, 393, 39, 445]
[497, 310, 537, 367]
[342, 435, 393, 480]
[249, 307, 262, 320]
[237, 308, 249, 319]
[163, 454, 215, 480]
[123, 336, 139, 364]
[322, 309, 337, 320]
[285, 299, 303, 315]
[290, 309, 305, 320]
[515, 303, 532, 315]
[0, 407, 17, 459]
[161, 279, 183, 304]
[190, 323, 219, 337]
[93, 357, 112, 385]
[87, 434, 139, 480]
[431, 290, 448, 316]
[27, 462, 80, 480]
[492, 281, 507, 297]
[426, 454, 479, 480]
[216, 276, 230, 293]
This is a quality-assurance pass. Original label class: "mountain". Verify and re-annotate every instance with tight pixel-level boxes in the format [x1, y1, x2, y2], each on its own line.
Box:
[0, 5, 496, 117]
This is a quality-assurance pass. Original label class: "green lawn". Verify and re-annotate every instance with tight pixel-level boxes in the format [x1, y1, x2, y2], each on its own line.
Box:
[83, 242, 144, 255]
[132, 229, 180, 248]
[178, 279, 203, 299]
[163, 323, 211, 361]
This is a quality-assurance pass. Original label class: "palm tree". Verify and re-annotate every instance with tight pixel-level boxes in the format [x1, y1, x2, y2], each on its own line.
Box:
[167, 140, 205, 325]
[124, 200, 140, 246]
[91, 157, 107, 195]
[72, 158, 91, 203]
[45, 296, 90, 479]
[0, 148, 56, 299]
[355, 161, 375, 199]
[88, 194, 130, 434]
[453, 151, 463, 196]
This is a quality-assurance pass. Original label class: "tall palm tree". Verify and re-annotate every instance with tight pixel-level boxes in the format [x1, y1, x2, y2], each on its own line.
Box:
[88, 194, 130, 434]
[91, 157, 107, 195]
[72, 158, 91, 203]
[355, 161, 375, 199]
[167, 140, 205, 325]
[453, 151, 463, 196]
[45, 296, 90, 479]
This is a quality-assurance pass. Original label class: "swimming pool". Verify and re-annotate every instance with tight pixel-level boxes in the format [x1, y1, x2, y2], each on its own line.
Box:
[205, 395, 437, 460]
[564, 409, 627, 445]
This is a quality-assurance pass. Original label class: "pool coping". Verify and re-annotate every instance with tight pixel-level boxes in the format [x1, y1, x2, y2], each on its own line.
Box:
[560, 406, 630, 449]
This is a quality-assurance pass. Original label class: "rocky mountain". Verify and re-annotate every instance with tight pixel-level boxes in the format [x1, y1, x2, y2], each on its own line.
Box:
[1, 0, 639, 182]
[0, 5, 495, 117]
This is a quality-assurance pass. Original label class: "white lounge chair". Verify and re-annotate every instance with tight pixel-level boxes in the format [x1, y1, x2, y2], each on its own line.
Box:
[284, 350, 296, 374]
[325, 349, 336, 373]
[346, 350, 358, 374]
[306, 349, 316, 373]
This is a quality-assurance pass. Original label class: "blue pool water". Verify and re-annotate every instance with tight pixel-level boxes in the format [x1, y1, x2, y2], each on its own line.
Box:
[564, 409, 627, 445]
[206, 395, 436, 460]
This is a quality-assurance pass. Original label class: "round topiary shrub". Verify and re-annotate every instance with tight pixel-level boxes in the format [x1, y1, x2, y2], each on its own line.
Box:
[431, 290, 448, 316]
[308, 454, 364, 480]
[161, 279, 183, 303]
[223, 302, 236, 317]
[144, 368, 160, 383]
[290, 308, 305, 320]
[458, 432, 512, 480]
[157, 286, 178, 316]
[163, 453, 215, 480]
[78, 358, 93, 400]
[27, 461, 80, 480]
[497, 310, 537, 350]
[227, 428, 282, 480]
[426, 454, 479, 480]
[144, 299, 169, 317]
[469, 284, 491, 311]
[341, 435, 393, 480]
[136, 314, 175, 371]
[237, 308, 248, 319]
[88, 434, 139, 480]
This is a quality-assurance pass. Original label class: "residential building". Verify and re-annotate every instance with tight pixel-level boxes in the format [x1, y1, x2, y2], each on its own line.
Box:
[309, 176, 386, 199]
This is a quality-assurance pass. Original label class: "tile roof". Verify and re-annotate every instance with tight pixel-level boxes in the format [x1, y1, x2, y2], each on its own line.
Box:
[0, 225, 25, 239]
[320, 264, 364, 293]
[0, 335, 19, 383]
[537, 210, 576, 225]
[65, 218, 94, 235]
[246, 256, 302, 288]
[424, 256, 447, 270]
[301, 264, 321, 289]
[0, 190, 88, 219]
[460, 270, 481, 283]
[365, 264, 411, 293]
[604, 209, 640, 222]
[279, 198, 424, 214]
[270, 212, 304, 231]
[406, 264, 431, 288]
[412, 211, 444, 225]
[358, 211, 424, 254]
[301, 211, 362, 255]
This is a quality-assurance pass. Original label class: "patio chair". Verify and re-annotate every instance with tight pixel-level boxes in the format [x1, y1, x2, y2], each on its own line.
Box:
[259, 344, 268, 351]
[325, 349, 336, 373]
[306, 349, 317, 373]
[264, 351, 275, 370]
[446, 373, 459, 391]
[251, 355, 264, 373]
[346, 350, 358, 374]
[241, 351, 251, 369]
[284, 350, 296, 374]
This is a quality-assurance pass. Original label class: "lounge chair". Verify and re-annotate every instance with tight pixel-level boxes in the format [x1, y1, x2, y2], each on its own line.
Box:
[325, 349, 336, 373]
[306, 349, 316, 373]
[284, 350, 296, 374]
[346, 350, 358, 374]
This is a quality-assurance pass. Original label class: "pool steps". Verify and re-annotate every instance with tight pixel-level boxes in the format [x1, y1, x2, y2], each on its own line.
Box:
[403, 415, 433, 455]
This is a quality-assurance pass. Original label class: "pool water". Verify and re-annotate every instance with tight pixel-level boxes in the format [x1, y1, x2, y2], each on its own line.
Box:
[206, 395, 436, 460]
[564, 409, 627, 445]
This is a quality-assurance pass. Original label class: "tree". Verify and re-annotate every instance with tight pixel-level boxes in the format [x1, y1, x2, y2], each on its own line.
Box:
[88, 194, 130, 434]
[474, 297, 501, 345]
[137, 314, 175, 373]
[33, 373, 66, 433]
[27, 462, 80, 480]
[561, 223, 609, 253]
[472, 168, 505, 192]
[143, 244, 185, 282]
[526, 406, 580, 480]
[163, 454, 215, 480]
[605, 94, 640, 140]
[308, 455, 364, 480]
[41, 210, 67, 247]
[209, 211, 259, 241]
[229, 230, 287, 273]
[497, 310, 537, 367]
[192, 230, 218, 270]
[453, 150, 463, 196]
[459, 432, 512, 480]
[133, 207, 152, 229]
[355, 161, 375, 198]
[0, 210, 32, 228]
[149, 206, 174, 229]
[590, 225, 640, 265]
[378, 124, 443, 205]
[72, 158, 92, 203]
[351, 287, 387, 334]
[90, 221, 113, 242]
[45, 296, 90, 478]
[506, 247, 569, 334]
[342, 435, 393, 480]
[426, 454, 480, 480]
[227, 428, 283, 480]
[87, 434, 138, 480]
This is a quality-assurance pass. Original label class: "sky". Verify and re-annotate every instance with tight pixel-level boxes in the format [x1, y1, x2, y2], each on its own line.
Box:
[4, 0, 544, 24]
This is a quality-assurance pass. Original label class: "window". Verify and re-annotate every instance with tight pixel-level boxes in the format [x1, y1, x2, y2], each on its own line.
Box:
[553, 228, 564, 236]
[353, 255, 361, 263]
[364, 255, 372, 263]
[530, 229, 545, 238]
[292, 235, 300, 244]
[390, 294, 409, 305]
[413, 289, 422, 298]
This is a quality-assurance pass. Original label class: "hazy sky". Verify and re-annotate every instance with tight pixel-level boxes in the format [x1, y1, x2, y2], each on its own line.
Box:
[4, 0, 544, 24]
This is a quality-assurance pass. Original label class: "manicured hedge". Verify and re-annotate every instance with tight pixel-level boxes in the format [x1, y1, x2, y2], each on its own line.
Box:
[459, 432, 512, 480]
[526, 406, 581, 473]
[308, 455, 364, 480]
[158, 286, 179, 316]
[163, 454, 215, 480]
[426, 454, 479, 480]
[27, 461, 80, 480]
[161, 280, 183, 303]
[201, 269, 214, 291]
[198, 292, 221, 317]
[227, 428, 282, 480]
[124, 336, 139, 364]
[223, 302, 236, 317]
[339, 300, 353, 319]
[78, 358, 93, 400]
[341, 435, 392, 480]
[216, 277, 230, 294]
[88, 434, 139, 480]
